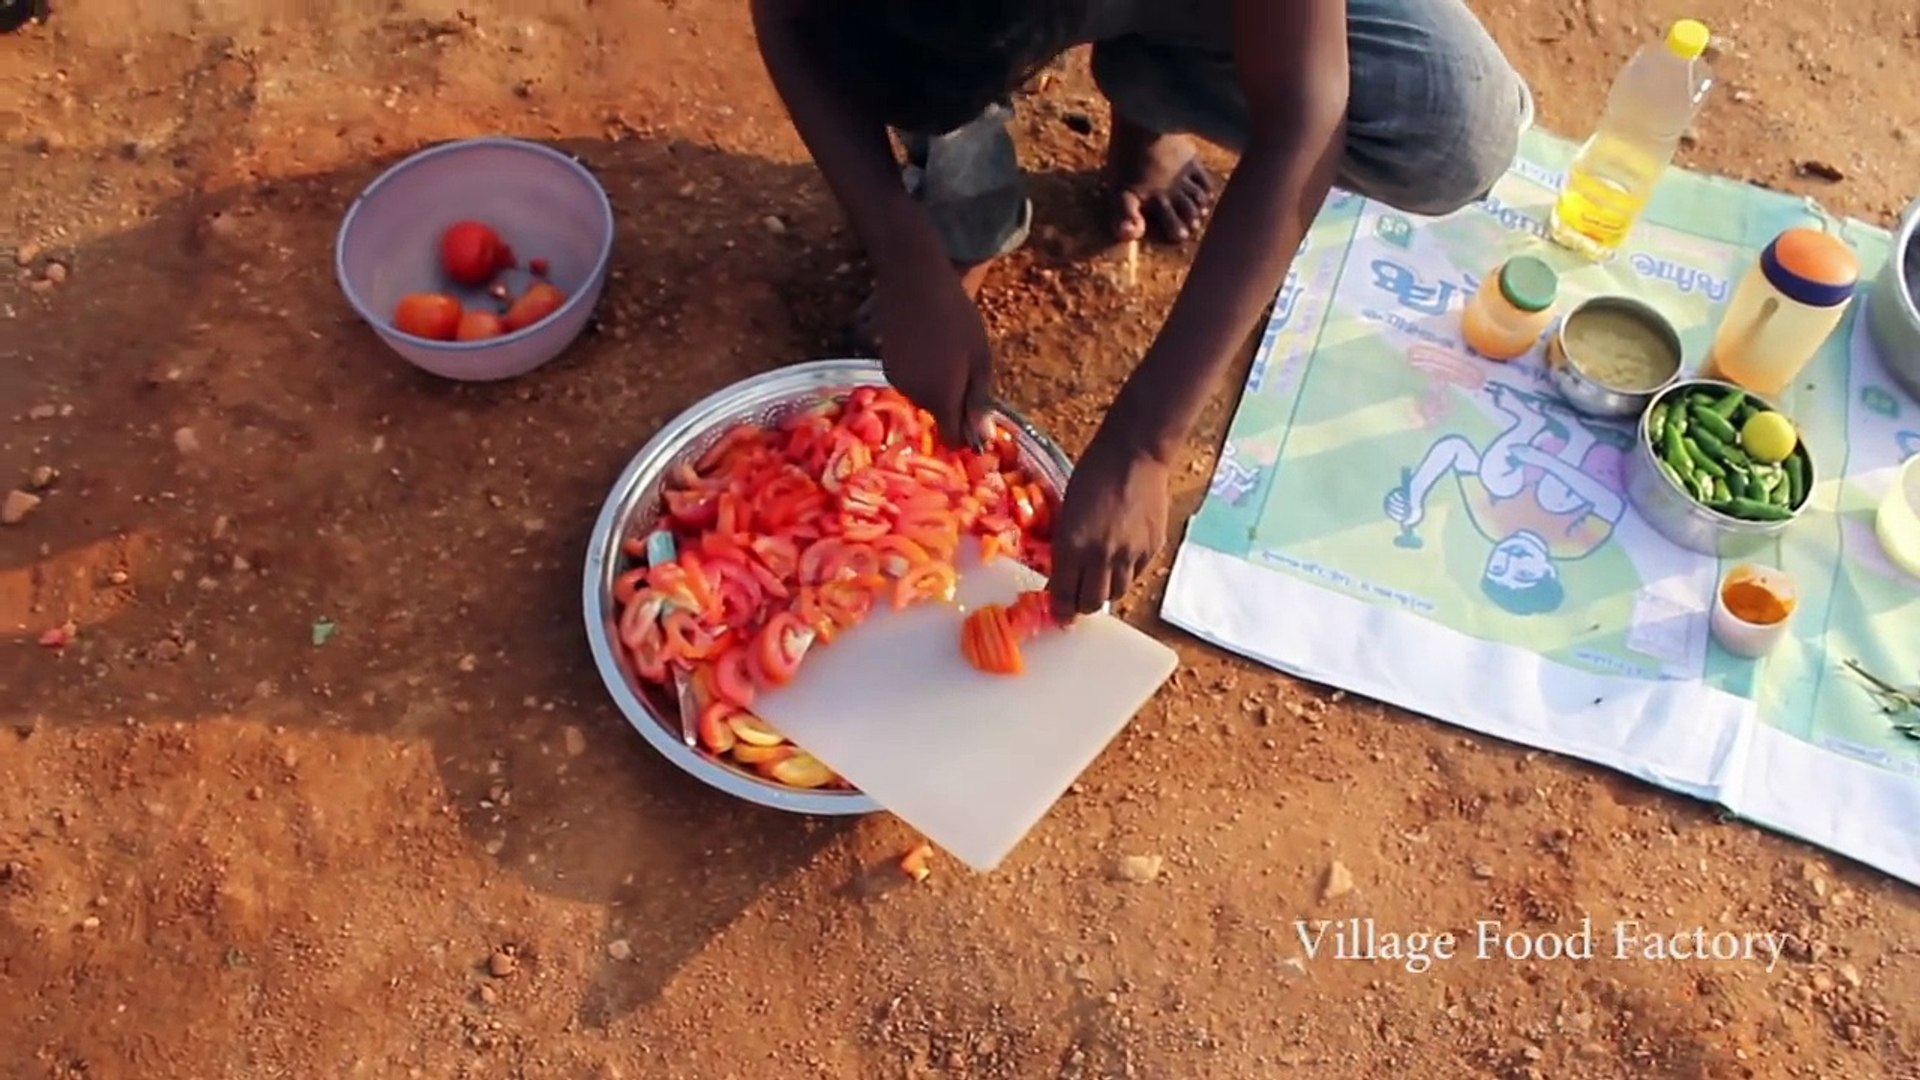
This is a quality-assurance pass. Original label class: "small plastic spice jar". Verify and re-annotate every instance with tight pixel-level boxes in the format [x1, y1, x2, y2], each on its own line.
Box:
[1462, 255, 1559, 361]
[1710, 563, 1797, 659]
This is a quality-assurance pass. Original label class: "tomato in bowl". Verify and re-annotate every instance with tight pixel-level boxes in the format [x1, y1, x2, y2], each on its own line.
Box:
[333, 137, 613, 382]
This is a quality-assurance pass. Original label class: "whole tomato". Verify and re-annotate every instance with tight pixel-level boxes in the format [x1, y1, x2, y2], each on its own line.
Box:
[455, 309, 506, 341]
[393, 293, 462, 340]
[502, 282, 568, 331]
[440, 221, 515, 285]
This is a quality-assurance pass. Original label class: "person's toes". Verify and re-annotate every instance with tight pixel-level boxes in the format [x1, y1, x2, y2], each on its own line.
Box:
[1184, 160, 1217, 196]
[1178, 172, 1213, 209]
[1145, 195, 1189, 241]
[1169, 190, 1205, 234]
[1113, 190, 1148, 242]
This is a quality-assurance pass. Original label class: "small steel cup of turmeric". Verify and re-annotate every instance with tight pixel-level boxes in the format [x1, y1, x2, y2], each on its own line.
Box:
[1710, 564, 1797, 659]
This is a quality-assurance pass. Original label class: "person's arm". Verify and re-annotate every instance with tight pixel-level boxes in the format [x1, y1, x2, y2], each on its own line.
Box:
[1098, 0, 1350, 461]
[750, 0, 997, 447]
[749, 0, 950, 277]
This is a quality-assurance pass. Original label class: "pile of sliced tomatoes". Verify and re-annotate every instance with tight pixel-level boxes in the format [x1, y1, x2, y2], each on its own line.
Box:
[614, 385, 1060, 789]
[959, 590, 1057, 676]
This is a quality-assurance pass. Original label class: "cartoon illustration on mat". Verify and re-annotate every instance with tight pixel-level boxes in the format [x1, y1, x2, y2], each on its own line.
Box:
[1383, 382, 1628, 614]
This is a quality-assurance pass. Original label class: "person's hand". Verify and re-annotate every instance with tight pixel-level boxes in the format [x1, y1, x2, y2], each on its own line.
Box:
[870, 262, 994, 449]
[1383, 485, 1422, 528]
[1046, 430, 1173, 621]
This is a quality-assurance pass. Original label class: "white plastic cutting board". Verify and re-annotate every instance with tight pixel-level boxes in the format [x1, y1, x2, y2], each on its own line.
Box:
[752, 546, 1178, 871]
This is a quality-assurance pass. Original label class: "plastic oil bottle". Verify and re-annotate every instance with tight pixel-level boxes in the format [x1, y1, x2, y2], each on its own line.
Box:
[1549, 19, 1713, 260]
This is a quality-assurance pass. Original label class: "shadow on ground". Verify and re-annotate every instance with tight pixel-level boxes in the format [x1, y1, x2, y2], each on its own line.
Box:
[1, 131, 1120, 1023]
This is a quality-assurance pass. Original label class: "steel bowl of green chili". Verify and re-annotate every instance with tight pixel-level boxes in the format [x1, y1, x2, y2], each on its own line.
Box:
[1626, 378, 1816, 557]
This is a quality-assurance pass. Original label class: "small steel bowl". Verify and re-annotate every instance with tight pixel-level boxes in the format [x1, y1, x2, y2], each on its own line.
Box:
[1626, 378, 1814, 557]
[582, 358, 1074, 816]
[1547, 295, 1685, 418]
[1866, 194, 1920, 403]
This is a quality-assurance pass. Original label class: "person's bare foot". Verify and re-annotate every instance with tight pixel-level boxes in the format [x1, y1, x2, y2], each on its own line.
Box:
[851, 260, 995, 353]
[1107, 111, 1214, 243]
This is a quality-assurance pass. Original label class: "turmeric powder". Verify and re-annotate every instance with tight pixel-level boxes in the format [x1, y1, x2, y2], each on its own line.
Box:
[1721, 579, 1792, 625]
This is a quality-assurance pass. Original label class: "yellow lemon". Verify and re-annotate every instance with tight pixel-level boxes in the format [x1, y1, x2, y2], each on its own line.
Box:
[1740, 410, 1798, 464]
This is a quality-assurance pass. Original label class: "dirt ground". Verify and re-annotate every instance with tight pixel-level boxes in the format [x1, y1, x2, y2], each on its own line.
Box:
[2, 1, 1917, 1078]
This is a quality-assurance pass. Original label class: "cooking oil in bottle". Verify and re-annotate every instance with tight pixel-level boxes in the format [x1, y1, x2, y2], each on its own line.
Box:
[1550, 20, 1713, 261]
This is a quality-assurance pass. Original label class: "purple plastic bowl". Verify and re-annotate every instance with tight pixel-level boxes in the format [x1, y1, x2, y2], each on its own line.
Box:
[334, 137, 615, 382]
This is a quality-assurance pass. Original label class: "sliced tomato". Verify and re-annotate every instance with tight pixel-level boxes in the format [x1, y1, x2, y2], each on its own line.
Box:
[797, 537, 847, 586]
[821, 438, 873, 491]
[898, 512, 960, 560]
[978, 532, 1012, 564]
[769, 752, 835, 789]
[840, 470, 890, 517]
[819, 542, 880, 582]
[613, 569, 648, 606]
[1022, 483, 1055, 532]
[713, 492, 748, 537]
[713, 646, 755, 708]
[682, 662, 719, 712]
[749, 535, 800, 581]
[871, 535, 932, 577]
[662, 609, 728, 663]
[752, 611, 814, 688]
[664, 488, 719, 529]
[893, 562, 956, 610]
[727, 710, 787, 747]
[817, 579, 876, 632]
[867, 395, 923, 440]
[731, 743, 795, 766]
[619, 592, 664, 647]
[844, 407, 886, 448]
[1009, 486, 1038, 530]
[837, 513, 892, 543]
[648, 556, 716, 618]
[696, 703, 739, 753]
[793, 586, 838, 642]
[962, 604, 1024, 675]
[1006, 590, 1057, 639]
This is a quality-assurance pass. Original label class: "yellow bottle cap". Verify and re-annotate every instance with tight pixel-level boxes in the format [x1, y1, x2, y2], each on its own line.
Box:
[1666, 19, 1710, 59]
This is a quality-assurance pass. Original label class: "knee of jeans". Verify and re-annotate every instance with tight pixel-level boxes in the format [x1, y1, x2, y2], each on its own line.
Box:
[1367, 72, 1523, 216]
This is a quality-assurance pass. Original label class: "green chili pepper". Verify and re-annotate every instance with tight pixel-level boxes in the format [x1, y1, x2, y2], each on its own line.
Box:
[1724, 468, 1751, 500]
[1683, 437, 1726, 479]
[1688, 404, 1739, 444]
[1710, 476, 1731, 504]
[1689, 425, 1733, 460]
[1785, 452, 1808, 509]
[1693, 426, 1752, 469]
[1662, 423, 1690, 472]
[1647, 401, 1670, 438]
[1726, 497, 1794, 521]
[1657, 459, 1687, 491]
[1710, 390, 1747, 420]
